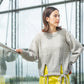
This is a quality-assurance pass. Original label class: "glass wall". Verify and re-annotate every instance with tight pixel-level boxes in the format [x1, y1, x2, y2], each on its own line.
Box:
[0, 0, 84, 84]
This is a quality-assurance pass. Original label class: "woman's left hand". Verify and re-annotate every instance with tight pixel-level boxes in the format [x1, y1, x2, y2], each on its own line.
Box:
[69, 71, 72, 75]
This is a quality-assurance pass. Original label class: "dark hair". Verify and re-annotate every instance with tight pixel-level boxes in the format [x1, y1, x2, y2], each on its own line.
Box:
[42, 7, 62, 32]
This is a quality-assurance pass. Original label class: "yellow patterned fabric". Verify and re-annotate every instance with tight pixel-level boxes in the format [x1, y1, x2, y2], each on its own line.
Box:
[39, 64, 70, 84]
[0, 77, 5, 84]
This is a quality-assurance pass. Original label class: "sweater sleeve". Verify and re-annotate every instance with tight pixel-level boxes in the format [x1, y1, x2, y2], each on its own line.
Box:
[21, 34, 39, 62]
[65, 30, 83, 64]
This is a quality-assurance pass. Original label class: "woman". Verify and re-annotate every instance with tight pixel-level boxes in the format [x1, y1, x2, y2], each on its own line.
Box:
[16, 7, 83, 84]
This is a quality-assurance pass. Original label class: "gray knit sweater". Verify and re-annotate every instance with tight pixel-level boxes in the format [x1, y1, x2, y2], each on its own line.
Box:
[21, 28, 83, 76]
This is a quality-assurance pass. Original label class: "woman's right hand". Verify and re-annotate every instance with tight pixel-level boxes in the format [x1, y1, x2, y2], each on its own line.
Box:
[15, 49, 23, 54]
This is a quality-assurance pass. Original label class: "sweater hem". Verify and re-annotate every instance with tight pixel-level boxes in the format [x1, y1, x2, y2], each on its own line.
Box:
[39, 72, 69, 76]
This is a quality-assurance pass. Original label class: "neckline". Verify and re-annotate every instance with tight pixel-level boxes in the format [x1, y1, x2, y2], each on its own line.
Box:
[45, 30, 61, 37]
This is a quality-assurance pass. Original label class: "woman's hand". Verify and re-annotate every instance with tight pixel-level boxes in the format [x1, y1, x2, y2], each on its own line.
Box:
[15, 49, 23, 54]
[69, 71, 72, 75]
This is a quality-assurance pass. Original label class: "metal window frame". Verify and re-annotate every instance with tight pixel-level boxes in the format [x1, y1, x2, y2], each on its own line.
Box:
[0, 0, 81, 14]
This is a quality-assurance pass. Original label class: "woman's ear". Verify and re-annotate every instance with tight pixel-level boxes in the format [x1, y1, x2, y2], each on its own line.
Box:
[46, 17, 49, 22]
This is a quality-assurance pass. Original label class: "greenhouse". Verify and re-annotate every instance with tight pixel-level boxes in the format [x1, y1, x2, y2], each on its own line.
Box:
[0, 0, 84, 84]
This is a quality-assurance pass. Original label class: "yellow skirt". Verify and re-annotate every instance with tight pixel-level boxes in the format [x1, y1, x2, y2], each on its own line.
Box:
[39, 65, 70, 84]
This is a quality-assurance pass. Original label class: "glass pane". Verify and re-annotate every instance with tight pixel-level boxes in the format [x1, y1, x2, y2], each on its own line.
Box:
[18, 8, 41, 83]
[19, 0, 41, 8]
[0, 0, 9, 11]
[19, 8, 41, 48]
[0, 13, 11, 46]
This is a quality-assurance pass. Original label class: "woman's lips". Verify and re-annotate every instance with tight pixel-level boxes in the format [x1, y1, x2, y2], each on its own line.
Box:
[56, 22, 59, 23]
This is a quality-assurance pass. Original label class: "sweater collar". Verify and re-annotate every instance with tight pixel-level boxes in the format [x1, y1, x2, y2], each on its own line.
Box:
[44, 29, 62, 37]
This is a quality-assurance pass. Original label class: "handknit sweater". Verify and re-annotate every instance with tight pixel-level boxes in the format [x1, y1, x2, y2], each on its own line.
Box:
[21, 28, 83, 80]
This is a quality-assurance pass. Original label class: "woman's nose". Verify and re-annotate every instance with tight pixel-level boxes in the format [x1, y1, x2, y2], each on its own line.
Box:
[57, 16, 59, 19]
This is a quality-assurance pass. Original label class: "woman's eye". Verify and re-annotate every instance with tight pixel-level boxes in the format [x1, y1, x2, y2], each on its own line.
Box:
[54, 15, 60, 17]
[54, 15, 57, 17]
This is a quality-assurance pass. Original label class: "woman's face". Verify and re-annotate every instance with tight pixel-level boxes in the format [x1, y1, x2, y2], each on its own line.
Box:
[46, 10, 60, 28]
